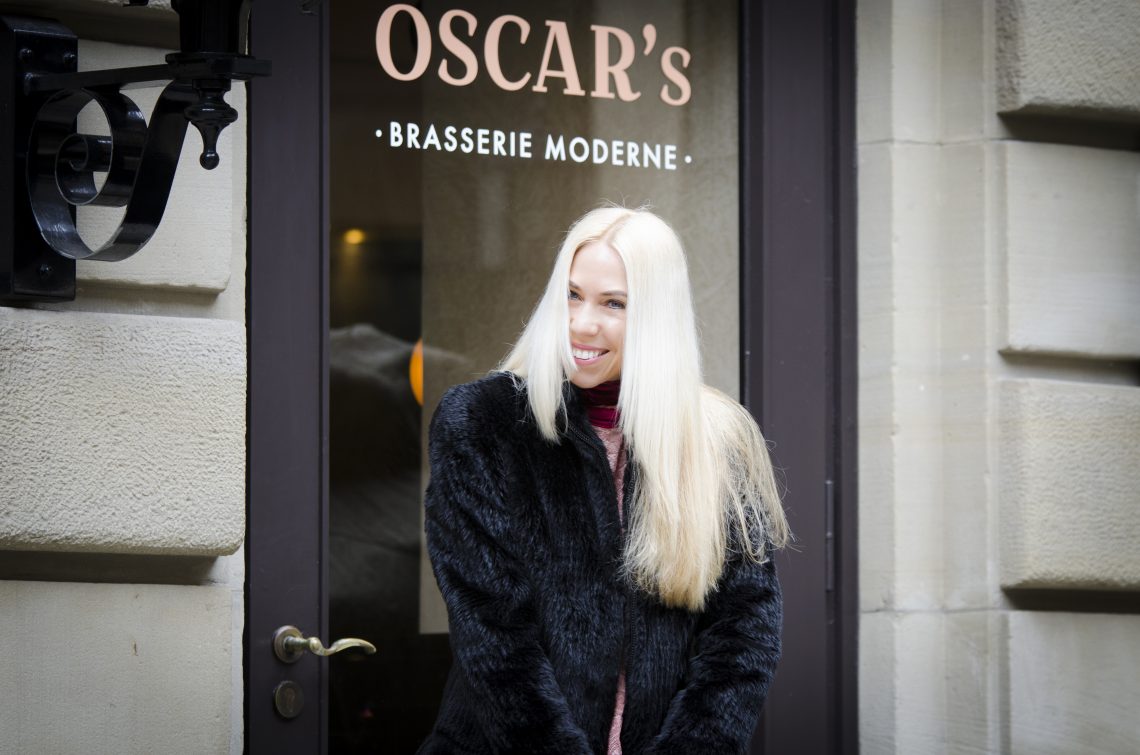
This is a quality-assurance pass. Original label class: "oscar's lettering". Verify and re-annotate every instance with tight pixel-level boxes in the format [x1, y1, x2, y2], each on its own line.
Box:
[376, 4, 693, 106]
[531, 20, 585, 96]
[659, 47, 691, 106]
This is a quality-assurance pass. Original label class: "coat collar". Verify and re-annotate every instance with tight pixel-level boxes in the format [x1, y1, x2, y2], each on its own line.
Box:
[560, 380, 607, 458]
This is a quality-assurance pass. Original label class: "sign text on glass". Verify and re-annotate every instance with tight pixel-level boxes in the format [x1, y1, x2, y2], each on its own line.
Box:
[375, 4, 692, 106]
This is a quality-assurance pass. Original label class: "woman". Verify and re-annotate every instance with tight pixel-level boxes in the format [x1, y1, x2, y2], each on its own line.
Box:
[419, 207, 789, 754]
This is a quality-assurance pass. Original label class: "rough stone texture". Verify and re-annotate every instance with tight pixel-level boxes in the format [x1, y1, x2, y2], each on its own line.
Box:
[943, 610, 1003, 754]
[941, 0, 995, 143]
[858, 143, 947, 614]
[857, 0, 998, 146]
[999, 379, 1140, 590]
[0, 308, 245, 555]
[74, 40, 245, 293]
[861, 611, 948, 753]
[862, 608, 1006, 755]
[861, 2, 1140, 754]
[0, 581, 230, 754]
[1008, 612, 1140, 753]
[855, 0, 894, 144]
[857, 143, 898, 614]
[1000, 142, 1140, 359]
[939, 141, 999, 611]
[856, 0, 941, 145]
[997, 0, 1140, 122]
[858, 612, 898, 753]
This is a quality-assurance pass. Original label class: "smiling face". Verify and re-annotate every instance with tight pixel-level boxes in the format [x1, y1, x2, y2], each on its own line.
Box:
[567, 241, 627, 390]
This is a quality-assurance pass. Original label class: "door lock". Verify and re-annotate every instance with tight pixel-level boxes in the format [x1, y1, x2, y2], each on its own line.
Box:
[272, 625, 377, 663]
[272, 680, 305, 719]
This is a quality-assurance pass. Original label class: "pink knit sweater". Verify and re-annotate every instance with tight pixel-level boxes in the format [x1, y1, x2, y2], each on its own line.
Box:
[592, 423, 628, 755]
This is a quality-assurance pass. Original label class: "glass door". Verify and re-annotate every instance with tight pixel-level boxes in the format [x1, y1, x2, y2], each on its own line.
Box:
[327, 1, 741, 750]
[327, 6, 445, 749]
[250, 2, 857, 753]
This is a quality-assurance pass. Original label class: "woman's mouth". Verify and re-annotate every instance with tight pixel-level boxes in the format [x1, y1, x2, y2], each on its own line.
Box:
[572, 346, 607, 362]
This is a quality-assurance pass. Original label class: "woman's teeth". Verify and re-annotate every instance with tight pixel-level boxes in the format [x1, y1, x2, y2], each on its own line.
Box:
[573, 348, 604, 360]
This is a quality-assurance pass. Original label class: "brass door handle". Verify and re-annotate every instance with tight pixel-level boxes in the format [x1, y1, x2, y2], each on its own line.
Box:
[272, 625, 377, 663]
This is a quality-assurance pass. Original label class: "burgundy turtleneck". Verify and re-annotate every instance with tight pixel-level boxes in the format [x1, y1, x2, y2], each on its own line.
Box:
[579, 379, 621, 428]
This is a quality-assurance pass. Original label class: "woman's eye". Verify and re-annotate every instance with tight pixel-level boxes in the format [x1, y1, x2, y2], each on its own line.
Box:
[607, 299, 626, 310]
[568, 290, 581, 300]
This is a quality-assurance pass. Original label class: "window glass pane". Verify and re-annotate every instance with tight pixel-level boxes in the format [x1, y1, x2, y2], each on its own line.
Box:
[329, 1, 738, 749]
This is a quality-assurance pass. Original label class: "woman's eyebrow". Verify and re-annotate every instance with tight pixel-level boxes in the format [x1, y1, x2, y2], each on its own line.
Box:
[568, 281, 627, 297]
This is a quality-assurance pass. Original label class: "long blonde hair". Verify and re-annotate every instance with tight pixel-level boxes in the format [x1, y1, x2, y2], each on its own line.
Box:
[500, 207, 789, 611]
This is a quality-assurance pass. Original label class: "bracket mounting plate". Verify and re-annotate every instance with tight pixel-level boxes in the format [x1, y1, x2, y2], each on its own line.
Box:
[1, 16, 77, 303]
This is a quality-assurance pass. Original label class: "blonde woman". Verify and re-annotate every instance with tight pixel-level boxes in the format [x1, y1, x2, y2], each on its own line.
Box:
[418, 207, 789, 755]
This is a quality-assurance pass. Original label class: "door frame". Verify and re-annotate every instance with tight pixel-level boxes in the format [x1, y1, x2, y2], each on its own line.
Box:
[246, 3, 329, 752]
[741, 0, 857, 752]
[245, 1, 857, 752]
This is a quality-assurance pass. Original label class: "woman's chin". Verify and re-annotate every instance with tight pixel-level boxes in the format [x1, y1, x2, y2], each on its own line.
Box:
[569, 375, 600, 390]
[569, 370, 611, 390]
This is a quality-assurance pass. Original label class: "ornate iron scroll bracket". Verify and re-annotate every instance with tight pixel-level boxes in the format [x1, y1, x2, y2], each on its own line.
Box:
[1, 0, 270, 302]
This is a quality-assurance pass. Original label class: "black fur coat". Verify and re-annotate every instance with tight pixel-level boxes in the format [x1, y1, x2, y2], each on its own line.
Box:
[418, 373, 782, 754]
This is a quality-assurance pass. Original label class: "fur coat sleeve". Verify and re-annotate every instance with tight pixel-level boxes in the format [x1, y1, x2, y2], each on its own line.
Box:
[646, 553, 782, 754]
[423, 382, 593, 754]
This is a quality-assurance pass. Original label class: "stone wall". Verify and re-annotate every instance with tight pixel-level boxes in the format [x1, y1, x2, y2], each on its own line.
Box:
[0, 4, 246, 752]
[858, 0, 1140, 751]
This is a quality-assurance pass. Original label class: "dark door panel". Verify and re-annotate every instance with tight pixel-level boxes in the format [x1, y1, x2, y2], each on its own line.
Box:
[741, 1, 857, 752]
[247, 4, 328, 753]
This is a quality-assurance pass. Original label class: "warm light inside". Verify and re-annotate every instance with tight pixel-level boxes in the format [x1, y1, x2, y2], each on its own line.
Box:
[343, 228, 366, 245]
[409, 339, 424, 406]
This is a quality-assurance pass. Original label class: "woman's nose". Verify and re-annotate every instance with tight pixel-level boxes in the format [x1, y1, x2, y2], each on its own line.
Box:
[570, 309, 600, 336]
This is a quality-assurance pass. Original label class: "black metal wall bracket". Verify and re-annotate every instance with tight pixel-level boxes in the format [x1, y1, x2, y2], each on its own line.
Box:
[0, 0, 269, 303]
